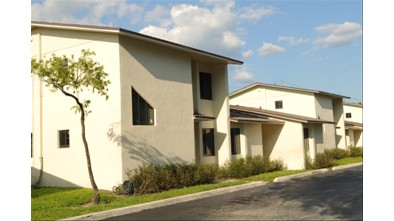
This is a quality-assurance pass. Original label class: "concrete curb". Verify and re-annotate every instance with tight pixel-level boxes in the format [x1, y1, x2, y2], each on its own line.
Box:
[273, 168, 329, 182]
[61, 181, 267, 221]
[331, 162, 363, 171]
[273, 162, 363, 182]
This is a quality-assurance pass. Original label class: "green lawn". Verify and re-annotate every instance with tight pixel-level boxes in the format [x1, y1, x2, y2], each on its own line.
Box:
[334, 156, 363, 165]
[32, 159, 361, 221]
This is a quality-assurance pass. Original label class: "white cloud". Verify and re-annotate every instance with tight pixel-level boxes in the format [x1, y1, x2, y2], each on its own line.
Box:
[242, 50, 254, 59]
[278, 36, 309, 45]
[31, 0, 144, 25]
[239, 5, 276, 22]
[313, 21, 362, 48]
[139, 1, 244, 56]
[258, 42, 285, 56]
[234, 70, 254, 82]
[144, 5, 171, 28]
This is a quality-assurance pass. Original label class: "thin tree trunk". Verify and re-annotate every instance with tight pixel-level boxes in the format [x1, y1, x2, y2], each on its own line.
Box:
[80, 109, 100, 205]
[60, 89, 100, 204]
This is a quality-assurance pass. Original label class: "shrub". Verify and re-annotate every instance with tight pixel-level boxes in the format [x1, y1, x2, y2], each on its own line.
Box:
[313, 153, 337, 169]
[114, 162, 219, 195]
[349, 146, 363, 157]
[325, 148, 349, 160]
[304, 155, 314, 170]
[219, 156, 286, 179]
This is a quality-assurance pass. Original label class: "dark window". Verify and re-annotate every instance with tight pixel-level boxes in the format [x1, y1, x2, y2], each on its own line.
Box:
[132, 88, 155, 125]
[202, 128, 215, 156]
[230, 128, 241, 155]
[345, 112, 352, 118]
[303, 128, 309, 139]
[199, 72, 212, 100]
[275, 100, 283, 109]
[59, 130, 70, 148]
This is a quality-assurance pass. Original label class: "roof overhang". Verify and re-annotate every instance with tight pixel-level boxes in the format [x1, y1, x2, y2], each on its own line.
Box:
[193, 113, 216, 122]
[31, 21, 243, 65]
[230, 117, 284, 125]
[230, 82, 350, 99]
[230, 105, 335, 124]
[345, 121, 363, 130]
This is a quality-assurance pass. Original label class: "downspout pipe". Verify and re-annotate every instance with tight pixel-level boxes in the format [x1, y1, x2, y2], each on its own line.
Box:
[33, 32, 43, 187]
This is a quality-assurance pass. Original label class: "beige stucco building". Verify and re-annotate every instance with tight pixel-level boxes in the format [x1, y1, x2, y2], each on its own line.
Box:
[228, 83, 350, 169]
[31, 21, 242, 190]
[343, 102, 363, 147]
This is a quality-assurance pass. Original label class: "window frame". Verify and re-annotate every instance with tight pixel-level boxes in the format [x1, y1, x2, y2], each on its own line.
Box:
[132, 87, 155, 126]
[199, 72, 213, 100]
[230, 128, 241, 155]
[59, 130, 70, 148]
[202, 128, 215, 156]
[275, 100, 283, 109]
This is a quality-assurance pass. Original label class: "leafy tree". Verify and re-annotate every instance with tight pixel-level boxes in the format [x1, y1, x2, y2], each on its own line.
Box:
[31, 49, 110, 205]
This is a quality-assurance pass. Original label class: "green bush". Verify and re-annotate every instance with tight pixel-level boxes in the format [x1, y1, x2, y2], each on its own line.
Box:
[349, 146, 363, 157]
[325, 148, 349, 160]
[219, 156, 286, 179]
[313, 153, 337, 169]
[304, 155, 314, 170]
[115, 162, 219, 195]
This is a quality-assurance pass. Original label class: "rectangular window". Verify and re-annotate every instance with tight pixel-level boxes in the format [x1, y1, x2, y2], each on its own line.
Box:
[132, 88, 155, 125]
[202, 128, 215, 156]
[199, 72, 212, 100]
[230, 128, 241, 155]
[345, 113, 352, 118]
[275, 100, 283, 109]
[59, 130, 70, 148]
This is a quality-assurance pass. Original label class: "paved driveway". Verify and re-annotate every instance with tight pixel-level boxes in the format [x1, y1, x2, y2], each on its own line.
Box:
[104, 165, 362, 220]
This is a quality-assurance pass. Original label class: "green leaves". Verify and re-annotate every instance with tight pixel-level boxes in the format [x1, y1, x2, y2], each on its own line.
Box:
[31, 49, 111, 117]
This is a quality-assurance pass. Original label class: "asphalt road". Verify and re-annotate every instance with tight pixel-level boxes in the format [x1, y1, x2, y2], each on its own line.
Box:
[105, 165, 363, 220]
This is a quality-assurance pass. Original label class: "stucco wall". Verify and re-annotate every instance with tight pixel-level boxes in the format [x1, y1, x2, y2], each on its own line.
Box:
[343, 104, 363, 123]
[31, 28, 123, 190]
[230, 86, 317, 118]
[262, 122, 305, 170]
[314, 95, 337, 149]
[333, 99, 347, 149]
[118, 36, 196, 177]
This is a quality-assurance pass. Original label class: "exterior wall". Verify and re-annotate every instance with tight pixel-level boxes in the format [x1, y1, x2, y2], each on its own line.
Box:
[230, 122, 263, 159]
[230, 86, 317, 118]
[118, 36, 196, 177]
[261, 122, 305, 170]
[314, 95, 337, 149]
[343, 104, 363, 123]
[31, 28, 123, 190]
[332, 99, 347, 149]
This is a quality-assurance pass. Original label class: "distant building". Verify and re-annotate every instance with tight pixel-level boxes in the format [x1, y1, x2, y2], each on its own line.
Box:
[343, 102, 363, 147]
[229, 83, 350, 169]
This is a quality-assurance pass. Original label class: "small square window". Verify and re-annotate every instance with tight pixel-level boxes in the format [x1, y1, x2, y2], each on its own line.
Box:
[275, 100, 283, 109]
[59, 130, 70, 148]
[345, 113, 352, 118]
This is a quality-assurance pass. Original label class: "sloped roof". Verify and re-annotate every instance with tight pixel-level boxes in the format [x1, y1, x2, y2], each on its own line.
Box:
[345, 121, 363, 130]
[31, 21, 243, 65]
[230, 105, 335, 124]
[230, 82, 350, 99]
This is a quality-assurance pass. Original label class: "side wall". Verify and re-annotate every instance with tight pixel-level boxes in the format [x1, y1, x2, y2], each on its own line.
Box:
[261, 122, 305, 170]
[315, 95, 337, 149]
[31, 28, 123, 190]
[230, 87, 317, 118]
[118, 36, 196, 178]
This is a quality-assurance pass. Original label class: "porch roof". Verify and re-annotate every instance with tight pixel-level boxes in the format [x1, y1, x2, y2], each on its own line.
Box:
[230, 105, 335, 124]
[193, 113, 215, 121]
[230, 117, 284, 124]
[345, 121, 363, 130]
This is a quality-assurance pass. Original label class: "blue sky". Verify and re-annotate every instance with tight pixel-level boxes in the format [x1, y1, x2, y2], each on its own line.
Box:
[31, 0, 362, 102]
